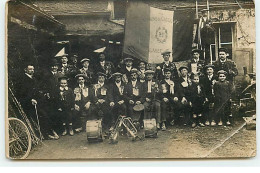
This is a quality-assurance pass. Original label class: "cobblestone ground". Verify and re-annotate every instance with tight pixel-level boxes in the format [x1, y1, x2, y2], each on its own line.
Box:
[26, 118, 256, 160]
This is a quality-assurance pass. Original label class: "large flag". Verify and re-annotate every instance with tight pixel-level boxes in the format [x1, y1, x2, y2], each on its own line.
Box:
[123, 2, 195, 63]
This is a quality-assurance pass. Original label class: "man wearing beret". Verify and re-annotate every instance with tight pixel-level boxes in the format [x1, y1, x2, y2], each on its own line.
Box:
[187, 49, 205, 76]
[124, 68, 144, 128]
[108, 72, 127, 128]
[78, 58, 94, 85]
[155, 49, 179, 82]
[73, 74, 95, 132]
[213, 48, 238, 83]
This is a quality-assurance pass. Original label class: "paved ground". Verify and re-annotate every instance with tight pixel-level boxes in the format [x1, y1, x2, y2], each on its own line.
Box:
[27, 118, 256, 160]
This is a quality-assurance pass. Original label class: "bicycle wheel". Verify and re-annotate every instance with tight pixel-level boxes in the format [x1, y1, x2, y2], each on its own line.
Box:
[8, 117, 32, 159]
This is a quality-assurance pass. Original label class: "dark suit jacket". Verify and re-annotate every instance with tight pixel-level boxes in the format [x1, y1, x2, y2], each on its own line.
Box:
[142, 80, 160, 102]
[176, 77, 192, 101]
[213, 59, 238, 81]
[124, 80, 144, 103]
[155, 62, 179, 81]
[158, 79, 179, 101]
[201, 75, 218, 101]
[92, 84, 110, 104]
[73, 85, 95, 109]
[108, 82, 126, 104]
[54, 87, 75, 111]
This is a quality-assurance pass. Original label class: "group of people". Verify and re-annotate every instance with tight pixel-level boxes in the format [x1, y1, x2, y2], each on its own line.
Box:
[15, 47, 238, 140]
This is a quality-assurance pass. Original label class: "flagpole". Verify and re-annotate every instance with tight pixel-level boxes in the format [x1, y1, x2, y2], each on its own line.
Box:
[207, 0, 210, 20]
[195, 0, 198, 19]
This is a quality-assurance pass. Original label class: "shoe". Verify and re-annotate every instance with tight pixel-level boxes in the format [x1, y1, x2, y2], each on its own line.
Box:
[193, 114, 197, 118]
[226, 121, 231, 126]
[199, 122, 205, 127]
[161, 123, 166, 131]
[48, 134, 56, 140]
[218, 121, 223, 126]
[211, 121, 216, 126]
[170, 120, 175, 126]
[205, 121, 210, 126]
[52, 130, 59, 139]
[69, 126, 74, 136]
[156, 123, 160, 129]
[191, 123, 196, 128]
[75, 127, 83, 133]
[62, 128, 67, 136]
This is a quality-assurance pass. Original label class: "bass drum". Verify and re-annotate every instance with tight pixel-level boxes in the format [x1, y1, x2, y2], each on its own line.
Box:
[86, 120, 103, 142]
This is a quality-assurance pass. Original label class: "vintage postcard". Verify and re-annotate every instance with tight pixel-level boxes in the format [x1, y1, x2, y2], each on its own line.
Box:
[6, 0, 256, 159]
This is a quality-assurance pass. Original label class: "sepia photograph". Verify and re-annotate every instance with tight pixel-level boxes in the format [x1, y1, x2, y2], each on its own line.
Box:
[6, 0, 256, 160]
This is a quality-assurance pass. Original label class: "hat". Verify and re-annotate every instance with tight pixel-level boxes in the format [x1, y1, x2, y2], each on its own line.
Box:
[58, 76, 68, 81]
[130, 68, 139, 74]
[124, 57, 134, 62]
[144, 70, 155, 74]
[133, 104, 144, 112]
[97, 72, 107, 77]
[217, 70, 227, 75]
[80, 58, 90, 63]
[161, 49, 171, 55]
[218, 47, 228, 53]
[75, 74, 87, 79]
[179, 66, 189, 72]
[111, 72, 123, 78]
[164, 68, 172, 73]
[192, 49, 202, 54]
[50, 59, 59, 66]
[204, 64, 214, 70]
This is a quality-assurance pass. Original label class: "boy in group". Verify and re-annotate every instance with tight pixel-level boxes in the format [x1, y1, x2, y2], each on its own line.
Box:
[213, 70, 233, 126]
[177, 66, 192, 126]
[201, 64, 217, 126]
[158, 68, 179, 130]
[55, 76, 75, 136]
[124, 68, 144, 129]
[73, 74, 95, 132]
[108, 72, 127, 129]
[190, 73, 207, 128]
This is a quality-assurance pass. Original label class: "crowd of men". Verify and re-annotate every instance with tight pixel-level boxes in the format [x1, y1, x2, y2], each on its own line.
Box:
[15, 47, 238, 140]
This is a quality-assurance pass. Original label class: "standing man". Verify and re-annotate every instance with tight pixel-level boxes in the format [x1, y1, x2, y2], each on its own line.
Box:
[213, 48, 238, 82]
[58, 54, 74, 85]
[120, 56, 134, 84]
[155, 49, 178, 82]
[188, 49, 205, 76]
[95, 53, 115, 82]
[78, 58, 94, 85]
[137, 60, 147, 83]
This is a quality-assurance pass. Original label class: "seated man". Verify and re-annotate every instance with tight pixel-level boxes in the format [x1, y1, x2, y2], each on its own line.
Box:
[73, 74, 95, 132]
[124, 68, 144, 128]
[158, 68, 179, 130]
[108, 72, 127, 128]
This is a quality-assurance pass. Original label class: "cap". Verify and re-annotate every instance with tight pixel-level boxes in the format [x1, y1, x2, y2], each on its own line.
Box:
[130, 68, 139, 74]
[192, 49, 202, 54]
[218, 47, 228, 53]
[217, 70, 227, 75]
[80, 58, 90, 63]
[204, 64, 215, 70]
[164, 68, 172, 73]
[50, 59, 59, 66]
[58, 75, 68, 81]
[161, 49, 171, 55]
[97, 72, 107, 77]
[179, 66, 189, 72]
[144, 70, 155, 74]
[111, 72, 123, 78]
[124, 57, 134, 62]
[75, 74, 87, 79]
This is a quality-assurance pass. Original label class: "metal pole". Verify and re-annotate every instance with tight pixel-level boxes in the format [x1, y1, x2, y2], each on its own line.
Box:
[196, 0, 199, 19]
[207, 0, 210, 20]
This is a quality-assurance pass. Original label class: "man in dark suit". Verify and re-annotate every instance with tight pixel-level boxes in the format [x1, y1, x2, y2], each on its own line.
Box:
[120, 56, 134, 84]
[213, 47, 238, 82]
[201, 64, 218, 126]
[187, 49, 205, 76]
[108, 72, 127, 128]
[95, 53, 115, 83]
[124, 68, 144, 128]
[155, 49, 178, 82]
[78, 58, 94, 85]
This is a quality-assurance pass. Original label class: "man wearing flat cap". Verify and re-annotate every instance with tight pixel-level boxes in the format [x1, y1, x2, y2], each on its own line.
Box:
[213, 48, 238, 82]
[124, 68, 144, 128]
[73, 74, 95, 132]
[155, 49, 178, 82]
[78, 58, 94, 85]
[108, 72, 127, 128]
[91, 72, 111, 130]
[187, 49, 205, 76]
[120, 55, 135, 84]
[142, 70, 161, 123]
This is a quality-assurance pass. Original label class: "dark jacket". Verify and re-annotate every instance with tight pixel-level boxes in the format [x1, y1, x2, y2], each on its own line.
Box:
[108, 82, 126, 103]
[213, 59, 238, 82]
[201, 75, 218, 101]
[155, 62, 179, 81]
[124, 80, 144, 103]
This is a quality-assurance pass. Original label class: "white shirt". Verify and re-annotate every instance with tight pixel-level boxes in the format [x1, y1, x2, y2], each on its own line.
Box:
[220, 59, 227, 63]
[164, 61, 170, 66]
[131, 80, 137, 87]
[79, 84, 85, 89]
[208, 74, 213, 80]
[98, 82, 104, 88]
[62, 63, 67, 67]
[126, 66, 132, 72]
[147, 80, 152, 93]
